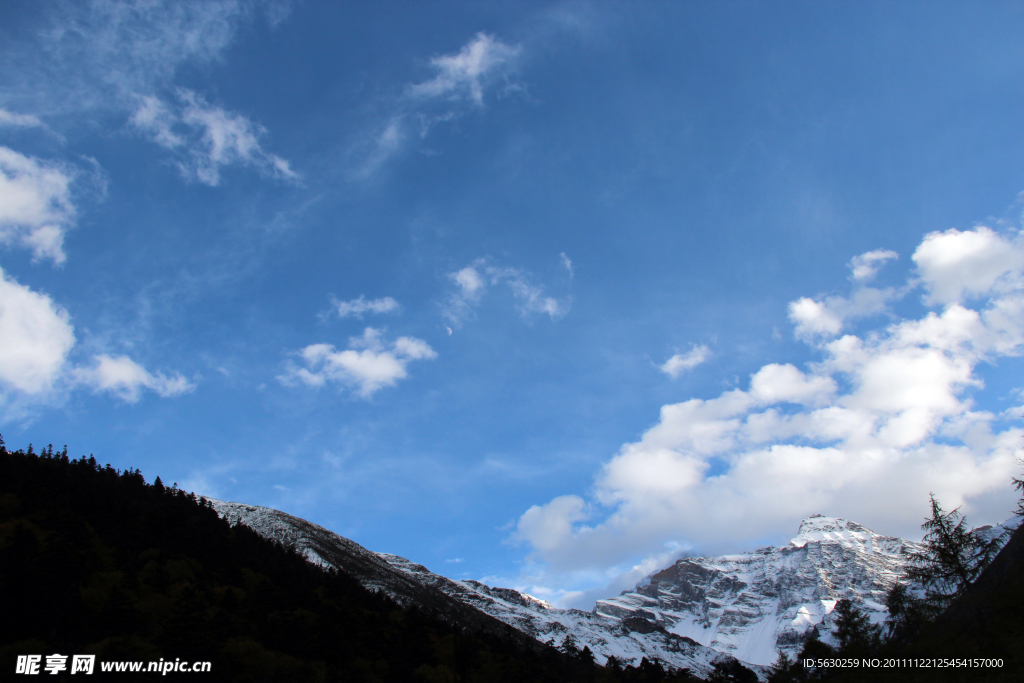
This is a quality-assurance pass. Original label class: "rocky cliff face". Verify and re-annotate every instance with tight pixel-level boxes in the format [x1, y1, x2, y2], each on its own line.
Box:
[596, 515, 922, 665]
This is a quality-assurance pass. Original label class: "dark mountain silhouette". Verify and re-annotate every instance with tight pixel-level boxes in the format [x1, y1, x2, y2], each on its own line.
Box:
[0, 440, 701, 682]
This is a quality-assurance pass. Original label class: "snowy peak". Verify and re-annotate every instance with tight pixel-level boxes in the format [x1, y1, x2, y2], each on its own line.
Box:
[596, 516, 922, 667]
[791, 514, 874, 547]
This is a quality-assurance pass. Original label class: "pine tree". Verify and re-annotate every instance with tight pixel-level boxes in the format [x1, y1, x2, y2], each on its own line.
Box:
[882, 582, 933, 647]
[1012, 458, 1024, 519]
[832, 598, 880, 657]
[766, 649, 801, 683]
[906, 493, 1000, 611]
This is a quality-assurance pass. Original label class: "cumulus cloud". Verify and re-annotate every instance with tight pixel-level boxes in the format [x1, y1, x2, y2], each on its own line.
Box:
[789, 283, 898, 341]
[660, 345, 711, 378]
[280, 327, 437, 398]
[0, 268, 75, 394]
[443, 258, 571, 325]
[788, 248, 906, 340]
[330, 295, 400, 319]
[913, 227, 1024, 305]
[0, 147, 76, 264]
[130, 90, 298, 186]
[74, 354, 195, 403]
[0, 267, 189, 406]
[849, 249, 898, 281]
[513, 226, 1024, 607]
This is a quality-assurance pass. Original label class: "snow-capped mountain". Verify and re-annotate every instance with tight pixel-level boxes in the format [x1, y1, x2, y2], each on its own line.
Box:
[208, 500, 941, 676]
[596, 515, 922, 666]
[208, 498, 756, 679]
[378, 552, 750, 679]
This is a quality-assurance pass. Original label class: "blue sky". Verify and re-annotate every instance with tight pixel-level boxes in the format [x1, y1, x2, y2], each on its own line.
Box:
[3, 0, 1024, 608]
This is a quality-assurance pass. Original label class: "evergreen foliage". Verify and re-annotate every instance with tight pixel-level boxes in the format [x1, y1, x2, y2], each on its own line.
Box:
[830, 599, 880, 658]
[905, 494, 1007, 613]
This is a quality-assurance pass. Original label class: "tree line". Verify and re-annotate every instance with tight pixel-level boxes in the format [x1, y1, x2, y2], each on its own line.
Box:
[1, 436, 721, 682]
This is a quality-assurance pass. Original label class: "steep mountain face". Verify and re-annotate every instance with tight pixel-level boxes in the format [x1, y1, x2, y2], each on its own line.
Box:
[596, 515, 922, 666]
[208, 498, 756, 679]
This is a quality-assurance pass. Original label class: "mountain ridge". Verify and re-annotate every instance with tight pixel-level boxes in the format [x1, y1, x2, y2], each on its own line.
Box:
[208, 498, 758, 680]
[208, 499, 933, 675]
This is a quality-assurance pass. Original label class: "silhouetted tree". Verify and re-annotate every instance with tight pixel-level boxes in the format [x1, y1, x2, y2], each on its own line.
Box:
[907, 494, 1006, 613]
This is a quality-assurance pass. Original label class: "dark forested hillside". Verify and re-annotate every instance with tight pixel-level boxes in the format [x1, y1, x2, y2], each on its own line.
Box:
[0, 441, 703, 682]
[892, 519, 1024, 682]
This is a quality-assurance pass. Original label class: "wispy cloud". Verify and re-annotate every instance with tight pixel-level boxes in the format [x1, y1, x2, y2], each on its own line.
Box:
[660, 345, 711, 378]
[443, 258, 571, 326]
[13, 0, 263, 115]
[0, 109, 45, 129]
[2, 2, 295, 187]
[560, 252, 574, 278]
[329, 295, 400, 319]
[406, 33, 521, 106]
[513, 226, 1024, 605]
[849, 249, 898, 282]
[352, 32, 522, 177]
[130, 90, 298, 186]
[280, 327, 437, 398]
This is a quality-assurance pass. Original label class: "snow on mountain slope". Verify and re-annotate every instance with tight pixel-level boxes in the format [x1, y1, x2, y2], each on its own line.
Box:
[207, 498, 760, 679]
[378, 553, 752, 679]
[596, 515, 922, 666]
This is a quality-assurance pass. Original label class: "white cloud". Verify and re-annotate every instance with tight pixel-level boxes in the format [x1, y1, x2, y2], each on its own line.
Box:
[24, 0, 258, 114]
[0, 109, 45, 129]
[130, 95, 184, 148]
[353, 33, 521, 177]
[443, 258, 571, 325]
[331, 295, 400, 319]
[0, 147, 76, 264]
[0, 267, 75, 394]
[849, 249, 898, 281]
[788, 285, 898, 340]
[516, 495, 592, 556]
[513, 227, 1024, 607]
[788, 296, 843, 338]
[0, 266, 193, 406]
[130, 89, 298, 186]
[280, 327, 437, 398]
[407, 33, 521, 106]
[913, 226, 1024, 305]
[660, 345, 711, 378]
[75, 354, 195, 403]
[560, 252, 574, 278]
[787, 248, 908, 340]
[454, 263, 487, 301]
